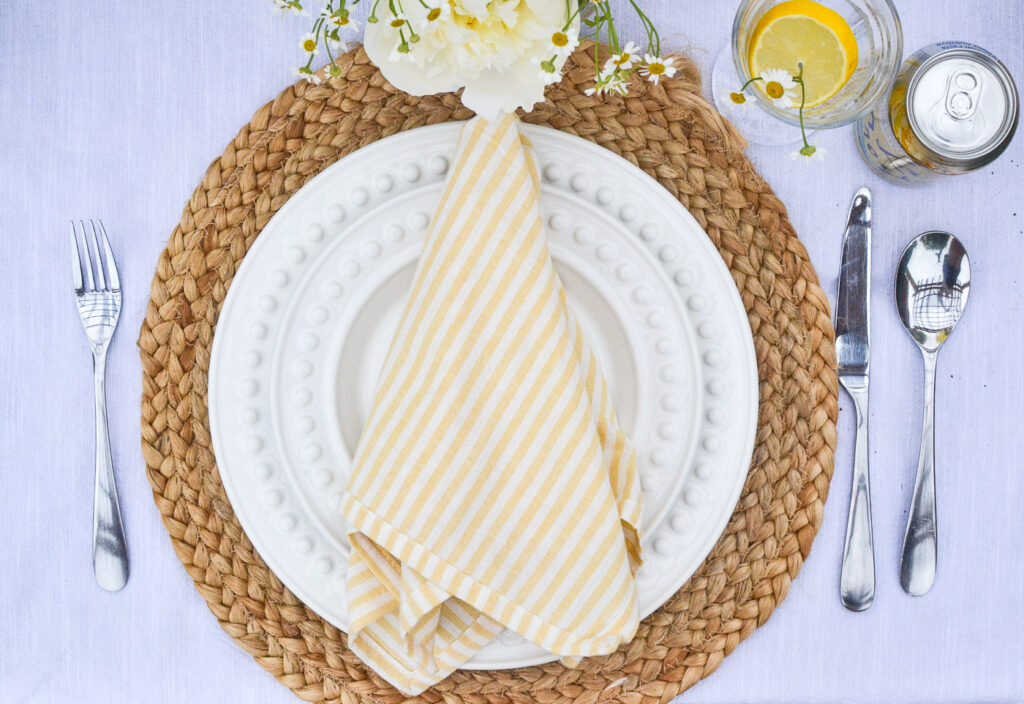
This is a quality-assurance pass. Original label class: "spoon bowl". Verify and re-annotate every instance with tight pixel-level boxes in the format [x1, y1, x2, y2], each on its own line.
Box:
[896, 231, 971, 351]
[895, 231, 970, 596]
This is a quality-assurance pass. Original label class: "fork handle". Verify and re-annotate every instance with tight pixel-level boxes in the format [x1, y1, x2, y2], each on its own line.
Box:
[92, 350, 129, 591]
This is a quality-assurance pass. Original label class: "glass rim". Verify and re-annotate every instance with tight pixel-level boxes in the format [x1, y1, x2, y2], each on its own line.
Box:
[730, 0, 904, 129]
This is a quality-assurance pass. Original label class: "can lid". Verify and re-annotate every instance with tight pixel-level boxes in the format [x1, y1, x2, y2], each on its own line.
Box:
[907, 49, 1019, 161]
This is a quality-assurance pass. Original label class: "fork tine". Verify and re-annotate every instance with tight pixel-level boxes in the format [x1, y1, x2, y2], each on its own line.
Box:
[96, 220, 120, 290]
[76, 220, 95, 290]
[70, 222, 84, 291]
[86, 220, 107, 290]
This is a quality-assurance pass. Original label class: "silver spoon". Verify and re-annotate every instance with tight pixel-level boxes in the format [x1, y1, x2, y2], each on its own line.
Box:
[895, 231, 971, 596]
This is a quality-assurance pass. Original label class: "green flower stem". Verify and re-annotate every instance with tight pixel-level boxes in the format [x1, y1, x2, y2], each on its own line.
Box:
[367, 0, 382, 22]
[740, 75, 763, 91]
[626, 0, 659, 56]
[599, 1, 620, 53]
[563, 0, 583, 31]
[794, 62, 815, 155]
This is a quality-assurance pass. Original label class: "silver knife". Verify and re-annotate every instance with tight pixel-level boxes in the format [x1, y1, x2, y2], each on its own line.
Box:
[836, 187, 875, 612]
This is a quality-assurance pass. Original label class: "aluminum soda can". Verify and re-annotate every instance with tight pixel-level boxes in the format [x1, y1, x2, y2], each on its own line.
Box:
[856, 41, 1019, 185]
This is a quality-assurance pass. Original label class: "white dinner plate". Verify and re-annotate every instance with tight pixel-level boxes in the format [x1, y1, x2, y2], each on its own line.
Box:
[209, 123, 758, 669]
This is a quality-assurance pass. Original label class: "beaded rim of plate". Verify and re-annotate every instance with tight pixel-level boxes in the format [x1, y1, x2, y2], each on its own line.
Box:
[204, 120, 758, 670]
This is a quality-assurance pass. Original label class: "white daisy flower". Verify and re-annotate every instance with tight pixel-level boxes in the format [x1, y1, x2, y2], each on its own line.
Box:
[604, 41, 640, 73]
[388, 42, 414, 63]
[724, 90, 749, 107]
[608, 73, 629, 96]
[549, 29, 580, 59]
[585, 71, 609, 96]
[539, 67, 563, 86]
[272, 0, 309, 17]
[640, 54, 677, 85]
[759, 67, 798, 108]
[586, 70, 629, 97]
[387, 10, 409, 30]
[422, 0, 451, 24]
[328, 11, 360, 32]
[292, 65, 322, 84]
[299, 32, 318, 55]
[790, 145, 827, 162]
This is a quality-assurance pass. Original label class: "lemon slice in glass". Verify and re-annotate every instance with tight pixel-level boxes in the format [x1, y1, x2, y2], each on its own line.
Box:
[748, 0, 858, 108]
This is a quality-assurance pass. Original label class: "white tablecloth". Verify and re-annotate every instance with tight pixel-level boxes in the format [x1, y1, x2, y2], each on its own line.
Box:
[2, 1, 1022, 702]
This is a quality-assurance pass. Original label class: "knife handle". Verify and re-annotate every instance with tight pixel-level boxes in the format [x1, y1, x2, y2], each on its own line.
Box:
[839, 380, 875, 611]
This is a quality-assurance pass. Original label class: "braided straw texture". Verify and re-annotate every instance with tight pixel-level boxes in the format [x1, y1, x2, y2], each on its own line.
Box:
[139, 44, 837, 704]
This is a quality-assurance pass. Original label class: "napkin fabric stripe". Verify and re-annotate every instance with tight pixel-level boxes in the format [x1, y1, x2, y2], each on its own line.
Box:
[342, 114, 643, 694]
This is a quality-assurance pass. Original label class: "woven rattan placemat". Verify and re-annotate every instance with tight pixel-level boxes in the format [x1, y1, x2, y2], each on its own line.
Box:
[139, 44, 838, 704]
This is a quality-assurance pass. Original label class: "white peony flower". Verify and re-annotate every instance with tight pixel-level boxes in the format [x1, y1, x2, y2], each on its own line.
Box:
[364, 0, 581, 120]
[759, 67, 798, 108]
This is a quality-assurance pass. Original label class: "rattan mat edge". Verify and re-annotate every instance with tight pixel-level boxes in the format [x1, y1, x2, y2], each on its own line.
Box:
[139, 43, 838, 704]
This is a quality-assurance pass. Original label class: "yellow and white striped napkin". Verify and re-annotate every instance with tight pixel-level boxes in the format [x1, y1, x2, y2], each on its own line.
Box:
[341, 114, 643, 694]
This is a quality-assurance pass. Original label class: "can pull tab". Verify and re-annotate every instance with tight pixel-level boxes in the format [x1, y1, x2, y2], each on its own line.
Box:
[945, 70, 981, 120]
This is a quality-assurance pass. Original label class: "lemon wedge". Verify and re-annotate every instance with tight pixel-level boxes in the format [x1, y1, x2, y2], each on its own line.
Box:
[748, 0, 858, 108]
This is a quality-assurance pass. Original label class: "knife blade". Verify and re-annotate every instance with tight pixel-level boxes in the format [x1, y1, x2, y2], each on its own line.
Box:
[836, 186, 874, 612]
[836, 187, 871, 378]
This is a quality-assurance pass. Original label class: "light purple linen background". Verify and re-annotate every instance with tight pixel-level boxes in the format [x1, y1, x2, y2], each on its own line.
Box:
[1, 1, 1022, 702]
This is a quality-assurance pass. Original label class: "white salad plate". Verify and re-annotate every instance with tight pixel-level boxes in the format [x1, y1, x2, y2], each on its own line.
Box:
[209, 123, 758, 669]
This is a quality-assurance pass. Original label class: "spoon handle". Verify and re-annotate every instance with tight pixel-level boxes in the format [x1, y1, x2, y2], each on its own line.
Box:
[901, 348, 938, 595]
[839, 380, 875, 611]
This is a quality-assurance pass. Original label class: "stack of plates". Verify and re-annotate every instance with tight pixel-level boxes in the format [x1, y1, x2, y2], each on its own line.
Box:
[209, 123, 758, 669]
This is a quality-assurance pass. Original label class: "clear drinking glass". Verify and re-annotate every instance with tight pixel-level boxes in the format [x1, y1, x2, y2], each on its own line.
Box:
[712, 0, 903, 143]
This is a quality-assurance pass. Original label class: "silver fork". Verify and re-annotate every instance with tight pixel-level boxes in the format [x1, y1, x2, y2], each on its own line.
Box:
[71, 220, 129, 591]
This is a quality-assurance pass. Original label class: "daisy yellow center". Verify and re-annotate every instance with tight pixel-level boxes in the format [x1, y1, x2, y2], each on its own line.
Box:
[730, 91, 746, 104]
[552, 31, 569, 47]
[648, 62, 666, 75]
[614, 52, 632, 66]
[390, 18, 406, 27]
[338, 15, 350, 25]
[427, 7, 441, 20]
[765, 80, 784, 99]
[303, 38, 317, 52]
